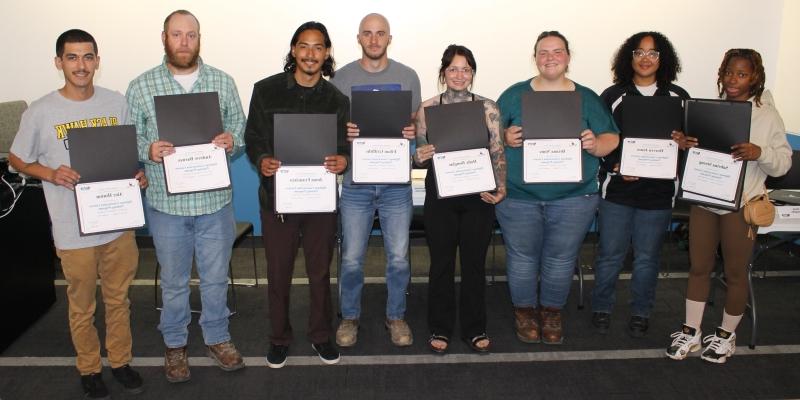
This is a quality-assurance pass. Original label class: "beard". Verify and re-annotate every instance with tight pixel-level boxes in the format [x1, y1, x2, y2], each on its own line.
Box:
[362, 44, 387, 61]
[164, 41, 200, 70]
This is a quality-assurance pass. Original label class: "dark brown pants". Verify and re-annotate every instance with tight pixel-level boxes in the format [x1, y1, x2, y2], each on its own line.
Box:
[687, 206, 754, 315]
[261, 211, 337, 345]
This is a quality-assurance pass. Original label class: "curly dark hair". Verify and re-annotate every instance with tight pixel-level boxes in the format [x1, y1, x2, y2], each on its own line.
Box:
[283, 21, 336, 78]
[611, 31, 681, 87]
[716, 48, 766, 106]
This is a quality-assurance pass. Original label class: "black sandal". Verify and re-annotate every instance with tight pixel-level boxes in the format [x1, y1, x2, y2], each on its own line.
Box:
[428, 334, 449, 355]
[465, 334, 491, 354]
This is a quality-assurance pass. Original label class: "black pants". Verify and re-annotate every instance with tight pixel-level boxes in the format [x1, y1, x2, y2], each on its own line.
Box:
[425, 186, 495, 339]
[261, 211, 337, 345]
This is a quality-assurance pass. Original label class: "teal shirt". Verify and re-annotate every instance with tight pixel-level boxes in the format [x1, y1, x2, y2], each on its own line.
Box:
[126, 57, 246, 216]
[497, 79, 618, 201]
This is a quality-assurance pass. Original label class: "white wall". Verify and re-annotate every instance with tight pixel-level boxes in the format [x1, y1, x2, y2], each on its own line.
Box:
[0, 0, 794, 128]
[774, 0, 800, 132]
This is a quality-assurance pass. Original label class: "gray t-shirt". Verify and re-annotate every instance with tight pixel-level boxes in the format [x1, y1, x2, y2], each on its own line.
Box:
[330, 59, 421, 185]
[10, 87, 129, 250]
[331, 58, 422, 111]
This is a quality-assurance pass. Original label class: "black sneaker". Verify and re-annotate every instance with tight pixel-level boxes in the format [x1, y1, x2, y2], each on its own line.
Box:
[591, 312, 611, 334]
[628, 316, 649, 338]
[266, 343, 289, 369]
[80, 372, 110, 400]
[312, 340, 341, 365]
[111, 364, 144, 395]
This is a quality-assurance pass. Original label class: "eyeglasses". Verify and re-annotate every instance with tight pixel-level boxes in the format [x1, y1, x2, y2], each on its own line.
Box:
[445, 66, 473, 75]
[632, 49, 660, 60]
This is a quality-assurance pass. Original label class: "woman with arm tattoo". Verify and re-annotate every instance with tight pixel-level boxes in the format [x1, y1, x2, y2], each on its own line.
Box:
[413, 44, 506, 354]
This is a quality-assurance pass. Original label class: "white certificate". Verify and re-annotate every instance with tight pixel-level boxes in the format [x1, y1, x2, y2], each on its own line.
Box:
[274, 165, 337, 214]
[351, 138, 410, 184]
[432, 148, 496, 198]
[619, 138, 678, 179]
[681, 148, 743, 202]
[163, 143, 231, 195]
[75, 179, 145, 235]
[523, 138, 582, 183]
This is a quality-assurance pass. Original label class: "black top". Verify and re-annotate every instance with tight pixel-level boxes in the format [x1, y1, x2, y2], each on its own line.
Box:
[244, 72, 350, 211]
[599, 82, 690, 210]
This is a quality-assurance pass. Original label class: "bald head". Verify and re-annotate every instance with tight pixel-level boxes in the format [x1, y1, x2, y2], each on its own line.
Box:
[358, 13, 390, 34]
[357, 13, 392, 63]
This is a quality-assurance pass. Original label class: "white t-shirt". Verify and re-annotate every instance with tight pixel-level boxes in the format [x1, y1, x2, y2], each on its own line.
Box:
[173, 69, 200, 92]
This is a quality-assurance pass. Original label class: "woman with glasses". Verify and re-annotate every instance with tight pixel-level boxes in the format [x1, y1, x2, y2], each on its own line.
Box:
[666, 48, 791, 364]
[591, 32, 690, 338]
[497, 31, 619, 345]
[413, 44, 506, 354]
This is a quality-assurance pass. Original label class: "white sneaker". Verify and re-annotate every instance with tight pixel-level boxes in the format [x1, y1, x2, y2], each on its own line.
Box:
[700, 327, 736, 364]
[666, 324, 702, 360]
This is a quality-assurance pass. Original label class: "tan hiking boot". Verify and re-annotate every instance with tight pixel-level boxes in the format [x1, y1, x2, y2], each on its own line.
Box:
[207, 340, 245, 371]
[513, 307, 541, 343]
[336, 319, 359, 347]
[385, 319, 413, 347]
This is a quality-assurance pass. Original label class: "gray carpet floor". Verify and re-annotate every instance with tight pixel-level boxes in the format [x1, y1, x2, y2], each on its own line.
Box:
[2, 236, 800, 399]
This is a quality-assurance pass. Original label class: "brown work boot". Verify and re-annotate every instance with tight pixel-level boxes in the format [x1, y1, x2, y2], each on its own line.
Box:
[540, 307, 563, 344]
[164, 346, 190, 383]
[207, 341, 245, 371]
[513, 307, 541, 343]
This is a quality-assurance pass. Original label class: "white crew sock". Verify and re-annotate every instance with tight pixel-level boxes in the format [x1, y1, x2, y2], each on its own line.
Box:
[721, 310, 743, 334]
[685, 299, 706, 331]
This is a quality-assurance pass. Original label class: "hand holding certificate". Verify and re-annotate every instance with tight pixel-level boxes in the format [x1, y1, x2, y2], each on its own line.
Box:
[678, 99, 751, 210]
[273, 114, 338, 214]
[154, 92, 231, 194]
[350, 91, 412, 184]
[618, 96, 682, 179]
[68, 125, 145, 235]
[521, 92, 583, 183]
[425, 101, 496, 198]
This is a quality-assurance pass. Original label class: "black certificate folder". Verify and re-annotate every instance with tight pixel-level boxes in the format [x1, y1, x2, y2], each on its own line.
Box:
[154, 92, 223, 146]
[425, 101, 487, 153]
[622, 96, 683, 138]
[522, 91, 582, 139]
[274, 114, 337, 165]
[684, 99, 751, 153]
[68, 125, 140, 182]
[351, 91, 411, 138]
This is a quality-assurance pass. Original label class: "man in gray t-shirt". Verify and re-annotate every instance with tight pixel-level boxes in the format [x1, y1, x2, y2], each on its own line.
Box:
[330, 13, 421, 349]
[9, 29, 146, 399]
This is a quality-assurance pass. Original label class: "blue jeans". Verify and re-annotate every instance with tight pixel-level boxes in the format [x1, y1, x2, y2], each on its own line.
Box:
[591, 199, 671, 317]
[496, 194, 598, 309]
[146, 202, 235, 348]
[339, 184, 412, 320]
